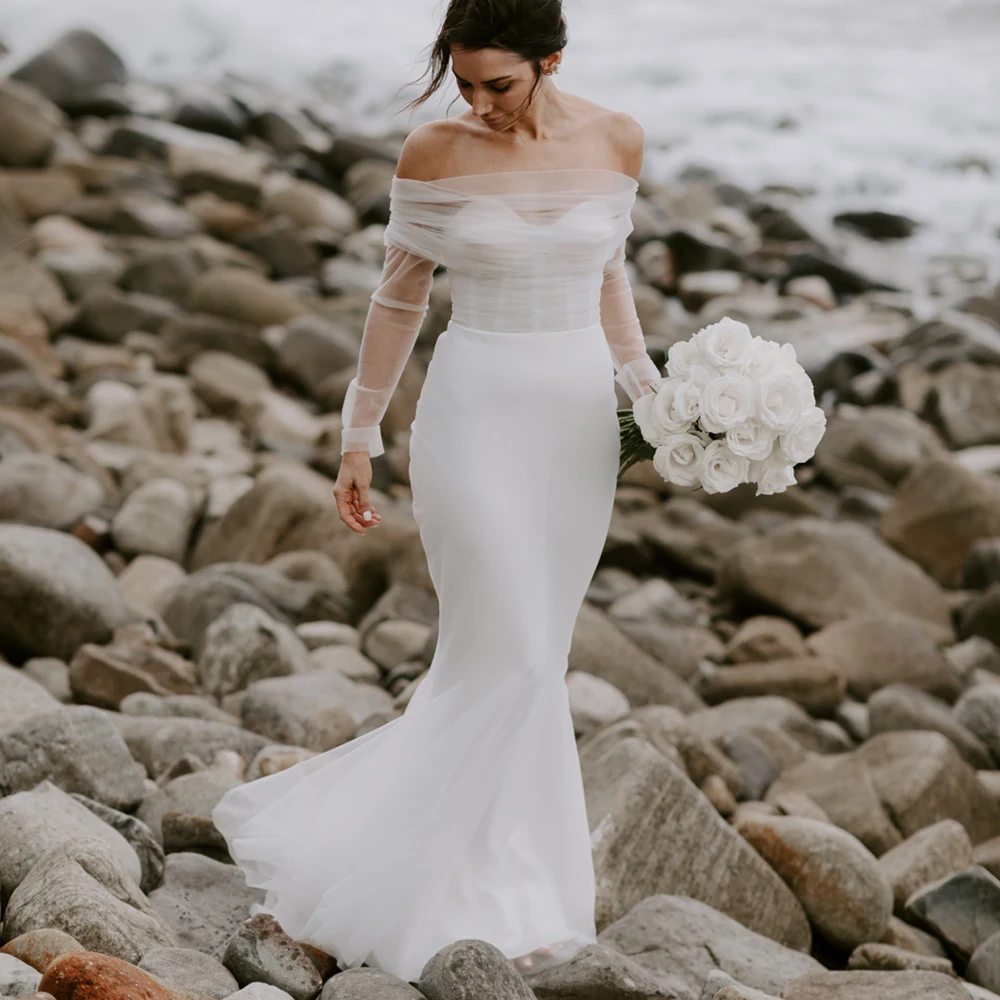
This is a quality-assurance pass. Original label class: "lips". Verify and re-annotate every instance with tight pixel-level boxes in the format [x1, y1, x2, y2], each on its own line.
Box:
[484, 116, 503, 124]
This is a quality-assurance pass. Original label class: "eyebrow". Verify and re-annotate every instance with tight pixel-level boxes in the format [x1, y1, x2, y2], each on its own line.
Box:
[454, 72, 513, 85]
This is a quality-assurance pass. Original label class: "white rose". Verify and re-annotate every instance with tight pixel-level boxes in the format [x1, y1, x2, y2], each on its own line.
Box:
[779, 405, 827, 464]
[698, 372, 756, 434]
[726, 420, 777, 461]
[673, 363, 716, 424]
[740, 336, 778, 381]
[757, 368, 809, 433]
[666, 338, 700, 380]
[652, 432, 708, 487]
[699, 439, 750, 495]
[694, 317, 754, 371]
[635, 378, 692, 445]
[750, 451, 798, 496]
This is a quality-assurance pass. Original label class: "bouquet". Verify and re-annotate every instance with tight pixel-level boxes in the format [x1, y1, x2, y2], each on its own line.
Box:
[617, 317, 827, 495]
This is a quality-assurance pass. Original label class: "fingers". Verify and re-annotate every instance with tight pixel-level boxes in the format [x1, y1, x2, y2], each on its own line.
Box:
[333, 462, 383, 535]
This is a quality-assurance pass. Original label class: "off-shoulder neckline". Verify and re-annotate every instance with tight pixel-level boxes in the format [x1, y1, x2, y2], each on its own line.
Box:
[392, 166, 639, 190]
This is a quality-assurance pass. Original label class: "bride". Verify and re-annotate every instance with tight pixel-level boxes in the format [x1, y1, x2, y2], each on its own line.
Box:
[211, 0, 662, 985]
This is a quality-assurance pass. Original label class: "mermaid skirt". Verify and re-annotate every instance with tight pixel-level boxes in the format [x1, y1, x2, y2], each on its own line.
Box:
[211, 318, 621, 983]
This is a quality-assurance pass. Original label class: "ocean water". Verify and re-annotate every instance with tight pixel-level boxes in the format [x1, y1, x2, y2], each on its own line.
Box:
[2, 0, 998, 290]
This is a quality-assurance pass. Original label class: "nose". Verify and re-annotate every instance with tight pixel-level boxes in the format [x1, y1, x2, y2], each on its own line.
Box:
[471, 91, 493, 117]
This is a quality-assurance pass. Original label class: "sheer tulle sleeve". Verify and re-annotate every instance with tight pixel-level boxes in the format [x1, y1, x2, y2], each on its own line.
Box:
[340, 243, 436, 457]
[600, 242, 662, 402]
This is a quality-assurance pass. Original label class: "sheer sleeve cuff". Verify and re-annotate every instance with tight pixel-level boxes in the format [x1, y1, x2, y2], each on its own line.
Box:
[614, 356, 662, 402]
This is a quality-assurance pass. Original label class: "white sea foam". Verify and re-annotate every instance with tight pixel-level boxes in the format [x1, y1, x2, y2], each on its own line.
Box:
[2, 0, 998, 288]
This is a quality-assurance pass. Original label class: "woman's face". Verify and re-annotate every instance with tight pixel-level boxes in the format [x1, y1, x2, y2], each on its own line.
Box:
[451, 45, 553, 129]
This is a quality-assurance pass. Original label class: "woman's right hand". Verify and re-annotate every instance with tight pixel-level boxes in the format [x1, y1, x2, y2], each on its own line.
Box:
[334, 452, 383, 534]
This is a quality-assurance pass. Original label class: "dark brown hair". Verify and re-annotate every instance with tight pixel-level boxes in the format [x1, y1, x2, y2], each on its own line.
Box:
[398, 0, 568, 116]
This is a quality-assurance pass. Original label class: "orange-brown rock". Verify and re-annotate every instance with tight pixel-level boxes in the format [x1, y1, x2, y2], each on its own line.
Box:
[39, 951, 213, 1000]
[1, 928, 84, 972]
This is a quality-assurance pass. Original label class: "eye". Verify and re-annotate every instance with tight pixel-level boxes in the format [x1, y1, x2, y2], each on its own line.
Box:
[493, 84, 512, 94]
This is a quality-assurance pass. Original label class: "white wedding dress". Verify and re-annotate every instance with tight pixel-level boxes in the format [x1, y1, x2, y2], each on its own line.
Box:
[211, 166, 661, 984]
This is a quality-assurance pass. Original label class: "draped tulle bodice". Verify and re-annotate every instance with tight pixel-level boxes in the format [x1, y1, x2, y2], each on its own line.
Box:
[384, 167, 639, 333]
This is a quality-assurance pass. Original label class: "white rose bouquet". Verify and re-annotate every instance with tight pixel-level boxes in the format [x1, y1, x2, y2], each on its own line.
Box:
[617, 317, 826, 495]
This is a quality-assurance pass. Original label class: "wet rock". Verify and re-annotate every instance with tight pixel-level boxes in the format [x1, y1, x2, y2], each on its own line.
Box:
[877, 820, 975, 913]
[2, 838, 179, 962]
[583, 736, 810, 950]
[598, 894, 822, 999]
[222, 913, 323, 1000]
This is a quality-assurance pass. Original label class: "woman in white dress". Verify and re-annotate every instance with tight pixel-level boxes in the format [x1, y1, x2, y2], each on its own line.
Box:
[211, 0, 662, 985]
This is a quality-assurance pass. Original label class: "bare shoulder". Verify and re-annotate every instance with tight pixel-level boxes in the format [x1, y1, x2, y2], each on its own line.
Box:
[605, 110, 645, 180]
[394, 119, 462, 181]
[566, 94, 644, 180]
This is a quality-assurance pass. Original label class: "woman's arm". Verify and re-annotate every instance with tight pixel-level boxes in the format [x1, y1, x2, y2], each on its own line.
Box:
[340, 244, 437, 457]
[600, 113, 662, 401]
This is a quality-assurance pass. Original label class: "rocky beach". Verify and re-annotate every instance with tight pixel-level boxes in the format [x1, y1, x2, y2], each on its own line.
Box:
[2, 24, 1000, 1000]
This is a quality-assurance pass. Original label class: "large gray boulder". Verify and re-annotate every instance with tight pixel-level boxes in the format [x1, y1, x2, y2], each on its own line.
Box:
[717, 519, 953, 641]
[1, 837, 179, 961]
[0, 780, 141, 906]
[597, 895, 823, 1000]
[583, 736, 811, 950]
[0, 705, 146, 809]
[0, 523, 136, 661]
